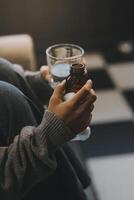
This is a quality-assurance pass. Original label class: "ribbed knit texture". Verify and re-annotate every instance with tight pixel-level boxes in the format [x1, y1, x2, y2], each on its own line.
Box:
[0, 111, 75, 200]
[36, 111, 76, 151]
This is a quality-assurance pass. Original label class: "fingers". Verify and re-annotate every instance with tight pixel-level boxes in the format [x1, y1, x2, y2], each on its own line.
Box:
[76, 90, 96, 119]
[40, 65, 51, 81]
[82, 89, 97, 110]
[49, 80, 66, 107]
[71, 80, 93, 104]
[77, 113, 92, 132]
[85, 113, 92, 126]
[40, 65, 50, 75]
[52, 80, 66, 99]
[89, 103, 94, 113]
[85, 113, 92, 127]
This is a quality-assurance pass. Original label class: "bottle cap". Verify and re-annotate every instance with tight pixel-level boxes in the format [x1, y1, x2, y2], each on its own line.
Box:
[70, 63, 85, 74]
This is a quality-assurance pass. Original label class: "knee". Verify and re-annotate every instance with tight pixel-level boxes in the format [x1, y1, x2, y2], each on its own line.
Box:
[0, 80, 36, 117]
[0, 81, 24, 105]
[0, 81, 36, 134]
[0, 81, 36, 145]
[0, 58, 13, 72]
[0, 81, 24, 143]
[0, 58, 21, 88]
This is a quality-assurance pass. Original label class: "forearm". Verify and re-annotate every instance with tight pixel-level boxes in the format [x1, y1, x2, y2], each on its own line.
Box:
[13, 64, 53, 105]
[25, 71, 53, 105]
[0, 111, 75, 200]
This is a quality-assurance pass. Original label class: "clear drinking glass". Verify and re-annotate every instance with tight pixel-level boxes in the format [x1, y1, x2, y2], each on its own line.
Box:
[46, 43, 84, 88]
[46, 43, 90, 141]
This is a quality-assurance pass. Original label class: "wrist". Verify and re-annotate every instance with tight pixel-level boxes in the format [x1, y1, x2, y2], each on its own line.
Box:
[35, 110, 76, 151]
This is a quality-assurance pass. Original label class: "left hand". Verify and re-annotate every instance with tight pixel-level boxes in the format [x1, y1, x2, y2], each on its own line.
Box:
[40, 66, 51, 82]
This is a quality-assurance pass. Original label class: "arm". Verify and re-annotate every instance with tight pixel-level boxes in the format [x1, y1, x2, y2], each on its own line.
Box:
[24, 68, 53, 105]
[0, 78, 96, 200]
[13, 64, 53, 105]
[0, 111, 75, 200]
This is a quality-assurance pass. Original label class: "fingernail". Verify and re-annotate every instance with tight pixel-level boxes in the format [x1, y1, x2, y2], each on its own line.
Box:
[90, 88, 95, 94]
[60, 79, 66, 85]
[86, 79, 92, 85]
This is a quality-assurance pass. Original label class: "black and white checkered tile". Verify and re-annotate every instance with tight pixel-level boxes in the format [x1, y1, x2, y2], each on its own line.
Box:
[79, 53, 134, 200]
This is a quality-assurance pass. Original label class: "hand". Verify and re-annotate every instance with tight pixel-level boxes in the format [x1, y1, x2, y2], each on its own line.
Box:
[40, 66, 51, 82]
[48, 80, 97, 134]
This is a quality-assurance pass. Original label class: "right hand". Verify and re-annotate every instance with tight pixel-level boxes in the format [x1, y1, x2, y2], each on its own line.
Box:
[48, 79, 97, 134]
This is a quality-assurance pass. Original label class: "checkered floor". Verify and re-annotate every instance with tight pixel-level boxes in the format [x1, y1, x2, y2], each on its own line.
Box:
[78, 53, 134, 200]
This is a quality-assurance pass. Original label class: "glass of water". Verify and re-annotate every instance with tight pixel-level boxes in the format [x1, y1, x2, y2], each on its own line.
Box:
[46, 43, 84, 88]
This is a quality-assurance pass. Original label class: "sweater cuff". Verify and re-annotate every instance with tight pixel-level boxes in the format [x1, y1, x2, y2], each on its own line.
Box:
[35, 111, 76, 151]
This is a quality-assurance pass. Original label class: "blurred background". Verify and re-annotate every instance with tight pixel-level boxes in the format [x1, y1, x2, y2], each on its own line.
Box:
[0, 0, 134, 199]
[1, 0, 134, 65]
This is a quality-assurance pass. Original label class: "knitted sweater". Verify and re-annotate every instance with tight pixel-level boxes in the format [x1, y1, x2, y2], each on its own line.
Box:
[0, 110, 75, 200]
[0, 62, 90, 200]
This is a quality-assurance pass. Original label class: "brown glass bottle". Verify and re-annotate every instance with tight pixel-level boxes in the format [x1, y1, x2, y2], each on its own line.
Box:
[64, 63, 91, 141]
[65, 63, 88, 94]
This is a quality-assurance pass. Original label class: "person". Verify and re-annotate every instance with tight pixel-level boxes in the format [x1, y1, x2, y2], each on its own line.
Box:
[0, 58, 97, 200]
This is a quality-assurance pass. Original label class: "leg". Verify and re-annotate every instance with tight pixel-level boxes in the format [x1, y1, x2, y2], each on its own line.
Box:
[0, 58, 23, 90]
[0, 81, 37, 146]
[0, 58, 43, 123]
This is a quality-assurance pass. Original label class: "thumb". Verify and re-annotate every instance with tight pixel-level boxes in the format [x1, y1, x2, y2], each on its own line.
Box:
[53, 80, 66, 99]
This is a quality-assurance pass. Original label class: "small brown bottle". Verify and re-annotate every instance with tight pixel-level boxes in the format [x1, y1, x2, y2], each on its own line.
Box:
[65, 63, 88, 94]
[64, 63, 91, 141]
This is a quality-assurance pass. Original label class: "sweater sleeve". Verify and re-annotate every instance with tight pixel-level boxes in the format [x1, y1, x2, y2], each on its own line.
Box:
[24, 71, 53, 105]
[0, 111, 75, 200]
[13, 65, 53, 105]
